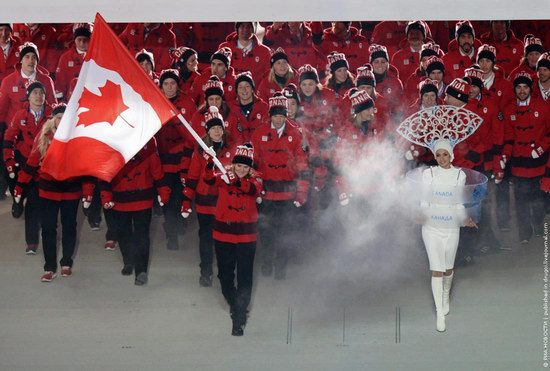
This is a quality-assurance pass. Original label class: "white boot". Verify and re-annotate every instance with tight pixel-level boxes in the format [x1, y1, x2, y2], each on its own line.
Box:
[443, 272, 454, 316]
[431, 276, 446, 332]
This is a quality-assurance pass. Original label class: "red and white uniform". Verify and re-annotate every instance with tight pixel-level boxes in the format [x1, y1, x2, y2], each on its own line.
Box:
[12, 24, 61, 75]
[99, 140, 170, 212]
[0, 64, 56, 126]
[182, 143, 234, 215]
[218, 34, 271, 86]
[119, 23, 176, 72]
[3, 104, 51, 164]
[189, 67, 237, 106]
[310, 23, 370, 72]
[204, 167, 263, 244]
[479, 30, 524, 77]
[503, 97, 550, 178]
[442, 39, 482, 83]
[251, 121, 309, 203]
[54, 47, 85, 101]
[0, 36, 21, 83]
[229, 97, 269, 142]
[263, 24, 326, 72]
[190, 107, 243, 147]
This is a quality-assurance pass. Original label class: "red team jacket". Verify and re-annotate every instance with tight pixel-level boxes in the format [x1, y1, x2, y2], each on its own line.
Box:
[0, 64, 57, 126]
[18, 135, 94, 201]
[503, 97, 550, 178]
[229, 97, 269, 142]
[218, 33, 272, 86]
[100, 140, 170, 212]
[203, 166, 263, 244]
[182, 142, 234, 215]
[3, 104, 51, 163]
[119, 23, 176, 72]
[251, 120, 309, 203]
[55, 47, 85, 101]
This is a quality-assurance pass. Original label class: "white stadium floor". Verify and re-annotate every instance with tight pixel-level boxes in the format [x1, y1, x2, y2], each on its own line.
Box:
[0, 193, 545, 371]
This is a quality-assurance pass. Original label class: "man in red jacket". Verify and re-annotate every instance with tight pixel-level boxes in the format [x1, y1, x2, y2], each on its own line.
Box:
[263, 22, 326, 73]
[0, 24, 21, 83]
[119, 23, 176, 72]
[480, 20, 524, 77]
[190, 47, 236, 105]
[311, 21, 370, 71]
[251, 93, 309, 280]
[391, 21, 429, 86]
[503, 72, 550, 243]
[534, 52, 550, 102]
[0, 42, 56, 127]
[442, 21, 481, 83]
[100, 139, 170, 285]
[55, 23, 92, 102]
[218, 22, 271, 87]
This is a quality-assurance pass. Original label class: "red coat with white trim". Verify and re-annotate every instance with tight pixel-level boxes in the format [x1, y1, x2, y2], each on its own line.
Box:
[20, 23, 61, 74]
[509, 62, 538, 81]
[480, 30, 524, 77]
[189, 66, 237, 106]
[453, 99, 500, 170]
[203, 166, 262, 244]
[370, 21, 408, 59]
[155, 100, 194, 175]
[3, 104, 51, 164]
[119, 23, 176, 72]
[55, 47, 85, 101]
[229, 97, 269, 142]
[190, 107, 243, 147]
[256, 75, 299, 102]
[442, 38, 482, 83]
[375, 65, 404, 115]
[503, 97, 550, 178]
[310, 23, 370, 72]
[482, 67, 515, 112]
[251, 121, 309, 202]
[0, 64, 56, 125]
[391, 46, 424, 88]
[218, 34, 272, 87]
[182, 142, 234, 215]
[179, 70, 200, 96]
[263, 24, 326, 73]
[17, 135, 94, 201]
[0, 37, 21, 83]
[99, 140, 169, 212]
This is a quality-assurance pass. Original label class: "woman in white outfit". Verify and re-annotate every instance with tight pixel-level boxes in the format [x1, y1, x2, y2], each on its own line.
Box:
[421, 139, 477, 332]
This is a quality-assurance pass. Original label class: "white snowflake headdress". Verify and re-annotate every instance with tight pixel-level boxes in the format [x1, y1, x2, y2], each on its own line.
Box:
[396, 105, 483, 156]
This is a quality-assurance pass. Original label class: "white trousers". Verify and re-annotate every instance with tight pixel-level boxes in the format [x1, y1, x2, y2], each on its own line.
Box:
[422, 225, 460, 272]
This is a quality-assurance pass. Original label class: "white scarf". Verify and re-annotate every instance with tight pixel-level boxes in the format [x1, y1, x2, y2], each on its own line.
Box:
[482, 71, 495, 90]
[271, 122, 286, 138]
[21, 69, 37, 81]
[539, 81, 550, 101]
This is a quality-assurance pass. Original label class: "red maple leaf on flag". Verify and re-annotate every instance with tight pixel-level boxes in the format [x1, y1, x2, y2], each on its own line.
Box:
[77, 80, 131, 127]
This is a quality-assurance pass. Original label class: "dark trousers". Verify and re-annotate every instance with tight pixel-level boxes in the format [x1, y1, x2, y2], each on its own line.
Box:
[162, 173, 185, 247]
[495, 168, 512, 228]
[40, 198, 79, 272]
[197, 213, 215, 276]
[23, 182, 40, 245]
[215, 240, 256, 319]
[514, 177, 545, 241]
[477, 174, 500, 249]
[110, 209, 152, 275]
[103, 208, 118, 242]
[258, 200, 295, 274]
[86, 186, 102, 227]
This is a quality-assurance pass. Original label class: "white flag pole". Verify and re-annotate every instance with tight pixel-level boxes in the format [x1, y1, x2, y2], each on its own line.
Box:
[176, 113, 229, 179]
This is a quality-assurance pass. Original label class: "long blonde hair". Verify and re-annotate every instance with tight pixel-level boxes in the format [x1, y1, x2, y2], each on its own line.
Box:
[37, 117, 58, 160]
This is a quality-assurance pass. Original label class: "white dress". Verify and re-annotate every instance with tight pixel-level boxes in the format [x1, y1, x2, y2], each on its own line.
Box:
[421, 166, 467, 272]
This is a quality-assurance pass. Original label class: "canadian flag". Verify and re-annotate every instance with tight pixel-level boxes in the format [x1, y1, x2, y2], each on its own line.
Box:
[41, 13, 177, 181]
